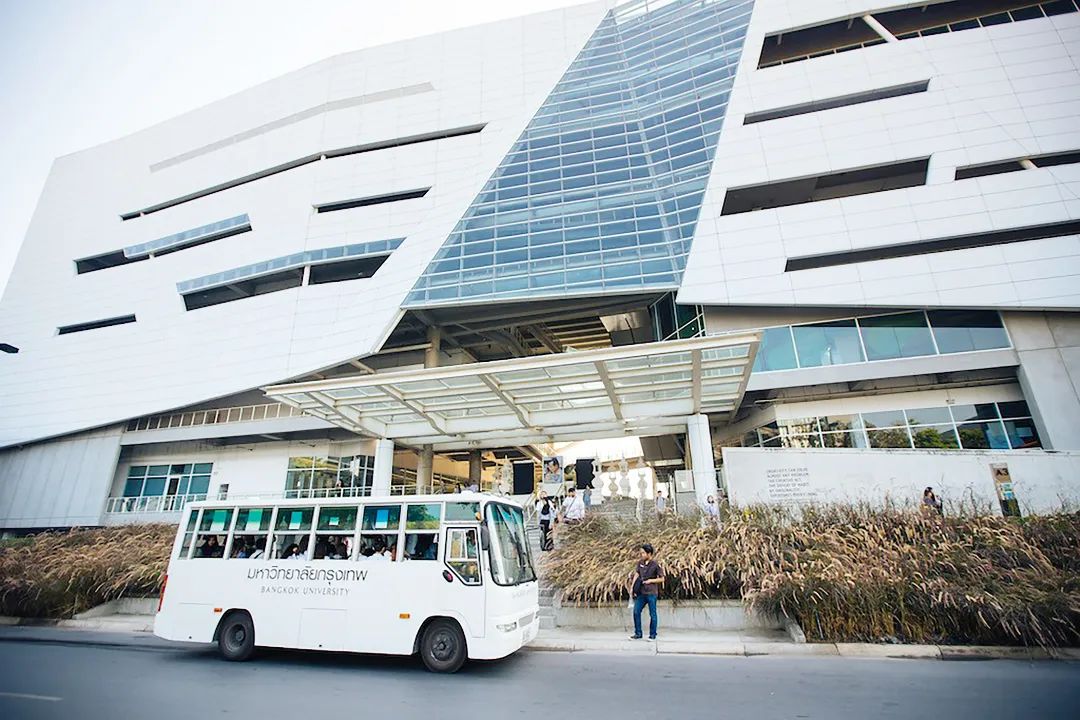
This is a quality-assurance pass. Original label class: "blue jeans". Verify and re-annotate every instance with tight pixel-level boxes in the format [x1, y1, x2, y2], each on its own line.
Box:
[633, 594, 658, 638]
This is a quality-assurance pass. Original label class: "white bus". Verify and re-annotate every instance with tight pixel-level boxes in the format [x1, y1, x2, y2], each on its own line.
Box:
[155, 493, 538, 672]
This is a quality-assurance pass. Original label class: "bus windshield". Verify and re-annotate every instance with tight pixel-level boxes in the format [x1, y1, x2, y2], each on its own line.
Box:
[485, 503, 536, 586]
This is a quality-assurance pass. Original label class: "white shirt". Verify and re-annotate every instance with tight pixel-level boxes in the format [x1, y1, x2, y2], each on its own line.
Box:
[562, 495, 586, 520]
[656, 496, 667, 512]
[704, 502, 719, 518]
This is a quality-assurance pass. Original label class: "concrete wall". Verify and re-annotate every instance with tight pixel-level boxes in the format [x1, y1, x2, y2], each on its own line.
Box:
[556, 599, 782, 632]
[723, 447, 1080, 516]
[1004, 311, 1080, 451]
[0, 426, 124, 529]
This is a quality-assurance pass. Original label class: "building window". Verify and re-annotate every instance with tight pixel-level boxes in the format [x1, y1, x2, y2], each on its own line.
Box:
[725, 401, 1041, 452]
[750, 310, 1010, 373]
[649, 292, 704, 341]
[118, 463, 211, 513]
[285, 455, 374, 498]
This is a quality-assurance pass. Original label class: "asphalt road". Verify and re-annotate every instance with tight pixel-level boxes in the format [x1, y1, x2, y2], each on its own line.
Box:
[0, 628, 1078, 720]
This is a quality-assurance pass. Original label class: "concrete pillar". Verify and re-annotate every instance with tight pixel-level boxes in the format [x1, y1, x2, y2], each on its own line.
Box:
[417, 445, 434, 494]
[372, 438, 394, 496]
[686, 413, 716, 508]
[425, 326, 442, 369]
[468, 450, 482, 490]
[1003, 311, 1080, 451]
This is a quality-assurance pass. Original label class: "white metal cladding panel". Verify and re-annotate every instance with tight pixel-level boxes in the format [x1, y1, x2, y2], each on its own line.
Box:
[0, 426, 123, 528]
[679, 1, 1080, 308]
[0, 3, 611, 449]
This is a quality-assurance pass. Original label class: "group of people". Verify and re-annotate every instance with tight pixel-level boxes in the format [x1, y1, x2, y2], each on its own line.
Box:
[535, 486, 590, 551]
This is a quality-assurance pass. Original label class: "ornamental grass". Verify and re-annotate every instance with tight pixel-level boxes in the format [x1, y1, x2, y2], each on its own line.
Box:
[0, 524, 174, 618]
[544, 506, 1080, 647]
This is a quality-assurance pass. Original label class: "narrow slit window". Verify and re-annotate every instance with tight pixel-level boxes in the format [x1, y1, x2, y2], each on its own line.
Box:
[955, 149, 1080, 180]
[758, 1, 1080, 68]
[314, 188, 429, 214]
[120, 125, 483, 220]
[721, 159, 929, 215]
[58, 314, 137, 335]
[75, 250, 147, 274]
[743, 81, 930, 124]
[785, 219, 1080, 271]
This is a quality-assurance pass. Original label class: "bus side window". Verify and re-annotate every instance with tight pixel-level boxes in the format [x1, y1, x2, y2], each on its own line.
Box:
[403, 503, 441, 560]
[194, 509, 233, 559]
[404, 533, 439, 561]
[446, 528, 481, 584]
[179, 509, 199, 558]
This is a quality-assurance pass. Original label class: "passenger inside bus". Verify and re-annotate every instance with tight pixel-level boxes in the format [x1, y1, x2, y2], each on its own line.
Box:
[403, 533, 438, 561]
[199, 535, 224, 558]
[359, 534, 396, 560]
[283, 543, 303, 560]
[314, 535, 351, 560]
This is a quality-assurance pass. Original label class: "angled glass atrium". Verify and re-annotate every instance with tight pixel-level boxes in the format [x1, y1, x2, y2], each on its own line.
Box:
[406, 0, 754, 306]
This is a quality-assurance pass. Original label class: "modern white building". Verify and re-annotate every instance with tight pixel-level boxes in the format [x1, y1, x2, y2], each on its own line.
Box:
[2, 0, 1079, 532]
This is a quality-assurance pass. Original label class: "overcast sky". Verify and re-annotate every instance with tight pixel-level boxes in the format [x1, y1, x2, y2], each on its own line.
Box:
[0, 0, 590, 299]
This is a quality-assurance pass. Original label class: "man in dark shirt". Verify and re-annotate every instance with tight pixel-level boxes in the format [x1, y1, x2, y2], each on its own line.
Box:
[628, 543, 664, 640]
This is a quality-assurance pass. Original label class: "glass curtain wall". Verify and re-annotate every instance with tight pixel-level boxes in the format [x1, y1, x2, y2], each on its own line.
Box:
[285, 456, 375, 498]
[751, 310, 1010, 372]
[406, 0, 755, 305]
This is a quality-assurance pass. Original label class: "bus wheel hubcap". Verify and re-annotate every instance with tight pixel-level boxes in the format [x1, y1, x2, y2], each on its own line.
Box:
[432, 631, 454, 660]
[231, 626, 245, 646]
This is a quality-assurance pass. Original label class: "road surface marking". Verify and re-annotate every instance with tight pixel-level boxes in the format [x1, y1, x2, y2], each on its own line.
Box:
[0, 691, 62, 702]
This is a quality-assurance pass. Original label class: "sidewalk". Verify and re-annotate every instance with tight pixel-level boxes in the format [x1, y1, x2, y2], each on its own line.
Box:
[526, 627, 1080, 661]
[0, 613, 153, 633]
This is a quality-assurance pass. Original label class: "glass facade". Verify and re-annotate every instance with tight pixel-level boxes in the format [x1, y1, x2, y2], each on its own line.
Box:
[124, 463, 212, 498]
[728, 401, 1041, 452]
[752, 310, 1010, 373]
[124, 214, 250, 259]
[650, 292, 704, 341]
[284, 455, 374, 498]
[406, 0, 754, 305]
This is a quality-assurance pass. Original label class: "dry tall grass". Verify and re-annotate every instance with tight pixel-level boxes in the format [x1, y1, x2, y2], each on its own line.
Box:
[0, 524, 174, 618]
[545, 507, 1080, 647]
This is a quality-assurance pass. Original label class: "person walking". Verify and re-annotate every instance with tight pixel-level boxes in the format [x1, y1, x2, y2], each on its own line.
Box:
[536, 491, 557, 551]
[628, 543, 664, 641]
[562, 486, 586, 523]
[655, 489, 667, 518]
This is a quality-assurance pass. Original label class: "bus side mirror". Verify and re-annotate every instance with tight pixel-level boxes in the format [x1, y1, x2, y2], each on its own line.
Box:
[480, 526, 490, 551]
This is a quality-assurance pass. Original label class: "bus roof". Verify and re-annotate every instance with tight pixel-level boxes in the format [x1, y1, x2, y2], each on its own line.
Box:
[185, 492, 523, 511]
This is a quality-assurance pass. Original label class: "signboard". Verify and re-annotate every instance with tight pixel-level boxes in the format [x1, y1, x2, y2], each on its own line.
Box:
[542, 456, 564, 485]
[991, 463, 1021, 517]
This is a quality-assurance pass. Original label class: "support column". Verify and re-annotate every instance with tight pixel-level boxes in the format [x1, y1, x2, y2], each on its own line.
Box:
[425, 326, 442, 369]
[468, 450, 482, 491]
[686, 414, 716, 508]
[372, 438, 395, 496]
[417, 445, 434, 494]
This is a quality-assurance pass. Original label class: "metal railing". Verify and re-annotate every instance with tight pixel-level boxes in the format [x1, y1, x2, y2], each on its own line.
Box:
[125, 403, 305, 432]
[105, 493, 208, 515]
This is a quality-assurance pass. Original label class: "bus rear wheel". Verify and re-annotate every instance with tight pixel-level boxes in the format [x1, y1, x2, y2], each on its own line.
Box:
[420, 619, 467, 673]
[218, 612, 255, 662]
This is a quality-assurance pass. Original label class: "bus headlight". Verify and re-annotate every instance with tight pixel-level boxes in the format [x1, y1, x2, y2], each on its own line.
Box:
[496, 621, 518, 633]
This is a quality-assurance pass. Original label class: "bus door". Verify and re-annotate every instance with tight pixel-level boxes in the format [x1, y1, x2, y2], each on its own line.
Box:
[442, 524, 486, 638]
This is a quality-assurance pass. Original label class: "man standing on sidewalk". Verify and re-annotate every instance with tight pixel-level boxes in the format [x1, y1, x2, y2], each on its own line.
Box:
[628, 543, 664, 641]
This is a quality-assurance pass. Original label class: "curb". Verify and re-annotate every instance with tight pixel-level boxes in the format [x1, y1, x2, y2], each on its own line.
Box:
[526, 637, 1080, 661]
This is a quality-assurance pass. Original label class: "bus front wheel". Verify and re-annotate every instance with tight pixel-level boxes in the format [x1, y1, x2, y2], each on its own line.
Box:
[420, 619, 467, 673]
[217, 611, 255, 662]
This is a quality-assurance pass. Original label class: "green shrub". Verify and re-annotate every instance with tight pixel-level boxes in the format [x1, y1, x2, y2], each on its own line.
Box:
[544, 506, 1080, 647]
[0, 524, 174, 618]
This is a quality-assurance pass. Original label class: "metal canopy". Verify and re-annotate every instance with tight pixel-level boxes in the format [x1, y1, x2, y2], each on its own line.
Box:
[263, 333, 759, 451]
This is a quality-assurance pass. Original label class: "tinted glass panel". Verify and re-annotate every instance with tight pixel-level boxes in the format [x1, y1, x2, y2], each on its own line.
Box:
[1004, 418, 1042, 449]
[445, 502, 480, 522]
[234, 508, 272, 532]
[957, 421, 1010, 450]
[406, 504, 442, 530]
[997, 401, 1031, 418]
[753, 326, 797, 371]
[792, 320, 865, 368]
[950, 404, 999, 423]
[199, 509, 233, 532]
[927, 310, 1009, 353]
[858, 312, 935, 361]
[905, 407, 953, 426]
[862, 409, 907, 429]
[274, 507, 314, 531]
[868, 428, 912, 448]
[317, 506, 358, 531]
[912, 425, 959, 449]
[362, 505, 401, 531]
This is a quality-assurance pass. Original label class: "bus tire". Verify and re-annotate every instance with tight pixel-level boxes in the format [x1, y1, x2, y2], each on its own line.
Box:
[217, 611, 255, 662]
[419, 618, 467, 673]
